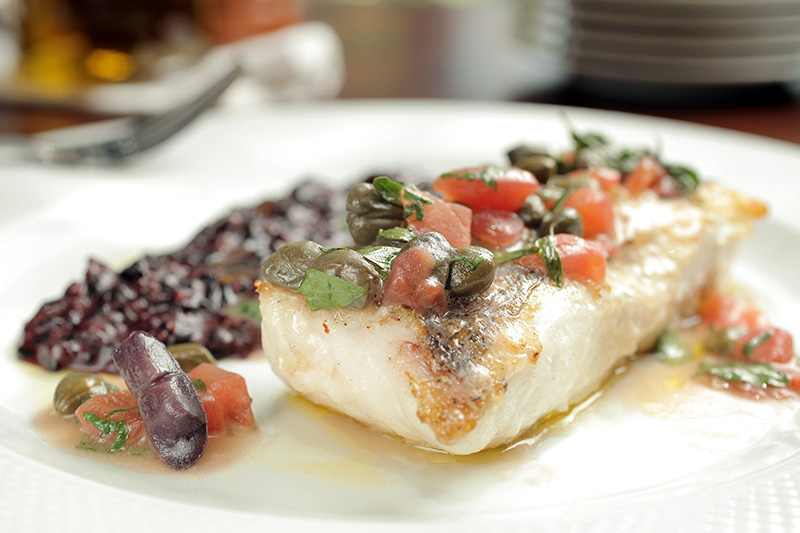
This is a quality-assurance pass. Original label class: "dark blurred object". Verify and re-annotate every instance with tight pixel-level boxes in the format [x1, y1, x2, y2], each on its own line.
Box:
[16, 0, 208, 91]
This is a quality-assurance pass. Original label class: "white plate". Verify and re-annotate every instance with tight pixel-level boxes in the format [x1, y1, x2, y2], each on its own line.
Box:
[1, 101, 800, 532]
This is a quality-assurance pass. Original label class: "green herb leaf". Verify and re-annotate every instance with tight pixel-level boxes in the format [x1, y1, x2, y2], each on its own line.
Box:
[493, 246, 540, 264]
[82, 411, 129, 452]
[549, 182, 578, 215]
[372, 176, 405, 206]
[76, 436, 96, 451]
[699, 361, 789, 388]
[440, 165, 500, 190]
[298, 268, 367, 311]
[402, 187, 432, 221]
[378, 226, 416, 243]
[225, 299, 262, 322]
[742, 330, 773, 358]
[571, 130, 610, 152]
[451, 254, 483, 272]
[357, 246, 402, 279]
[536, 235, 563, 287]
[192, 378, 207, 392]
[665, 164, 700, 194]
[656, 329, 692, 365]
[492, 235, 563, 287]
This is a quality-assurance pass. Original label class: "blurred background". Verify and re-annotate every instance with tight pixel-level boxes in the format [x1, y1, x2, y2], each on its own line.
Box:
[1, 0, 798, 143]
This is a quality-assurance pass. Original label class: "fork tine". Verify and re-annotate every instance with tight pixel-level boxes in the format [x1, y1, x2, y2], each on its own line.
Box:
[132, 65, 241, 152]
[33, 64, 241, 165]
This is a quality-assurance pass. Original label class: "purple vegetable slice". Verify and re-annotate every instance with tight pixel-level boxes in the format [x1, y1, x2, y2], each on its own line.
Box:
[112, 331, 208, 469]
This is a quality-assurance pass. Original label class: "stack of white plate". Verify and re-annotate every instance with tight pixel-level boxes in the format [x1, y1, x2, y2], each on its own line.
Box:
[516, 0, 800, 86]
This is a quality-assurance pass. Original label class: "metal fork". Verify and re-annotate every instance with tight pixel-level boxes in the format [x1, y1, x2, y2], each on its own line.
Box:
[3, 64, 241, 166]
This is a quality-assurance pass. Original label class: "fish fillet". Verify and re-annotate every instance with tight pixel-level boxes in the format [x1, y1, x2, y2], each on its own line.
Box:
[257, 183, 763, 454]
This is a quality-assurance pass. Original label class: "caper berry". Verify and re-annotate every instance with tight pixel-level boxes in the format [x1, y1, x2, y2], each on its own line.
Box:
[402, 231, 456, 285]
[167, 343, 217, 373]
[513, 154, 558, 182]
[346, 183, 405, 246]
[518, 194, 548, 228]
[53, 372, 115, 415]
[262, 240, 325, 290]
[447, 246, 497, 297]
[540, 207, 583, 237]
[307, 248, 382, 309]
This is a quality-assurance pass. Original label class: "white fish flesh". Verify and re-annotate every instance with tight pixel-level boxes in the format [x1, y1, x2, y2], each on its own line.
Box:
[257, 183, 764, 455]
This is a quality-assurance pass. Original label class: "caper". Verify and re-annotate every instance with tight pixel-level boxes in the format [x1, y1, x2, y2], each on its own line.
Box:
[401, 231, 456, 285]
[573, 148, 605, 170]
[346, 183, 405, 246]
[518, 194, 548, 228]
[704, 326, 748, 355]
[447, 246, 497, 297]
[513, 154, 558, 182]
[53, 372, 115, 416]
[262, 240, 325, 290]
[540, 207, 583, 237]
[167, 343, 217, 373]
[507, 144, 548, 165]
[307, 248, 382, 309]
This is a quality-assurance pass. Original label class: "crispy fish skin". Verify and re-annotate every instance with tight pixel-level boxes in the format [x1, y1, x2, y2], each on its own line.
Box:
[257, 183, 764, 455]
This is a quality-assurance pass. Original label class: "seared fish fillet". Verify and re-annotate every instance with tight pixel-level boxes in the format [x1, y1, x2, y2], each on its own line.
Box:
[257, 183, 763, 455]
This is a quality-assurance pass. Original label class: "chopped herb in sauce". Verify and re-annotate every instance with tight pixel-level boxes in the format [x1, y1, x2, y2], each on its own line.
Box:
[298, 268, 368, 311]
[743, 330, 774, 358]
[440, 165, 501, 190]
[378, 226, 416, 243]
[82, 411, 130, 452]
[357, 246, 402, 279]
[698, 361, 789, 388]
[656, 329, 693, 365]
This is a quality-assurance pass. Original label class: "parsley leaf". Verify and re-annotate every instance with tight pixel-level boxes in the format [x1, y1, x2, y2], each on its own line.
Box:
[357, 246, 401, 279]
[493, 235, 563, 287]
[656, 329, 692, 364]
[451, 254, 483, 272]
[192, 378, 207, 392]
[742, 330, 773, 358]
[536, 235, 563, 287]
[378, 226, 416, 243]
[402, 187, 432, 221]
[298, 268, 367, 311]
[698, 361, 789, 388]
[440, 165, 500, 190]
[665, 164, 700, 194]
[82, 411, 129, 452]
[372, 176, 405, 206]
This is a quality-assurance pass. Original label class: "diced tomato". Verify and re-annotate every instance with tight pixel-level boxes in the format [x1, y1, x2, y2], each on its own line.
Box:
[406, 193, 472, 248]
[196, 390, 225, 435]
[75, 391, 148, 449]
[732, 327, 795, 364]
[432, 166, 539, 212]
[471, 209, 525, 249]
[188, 363, 255, 428]
[381, 246, 447, 313]
[623, 154, 668, 196]
[517, 234, 607, 285]
[562, 187, 615, 239]
[698, 289, 769, 329]
[786, 369, 800, 394]
[566, 167, 621, 192]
